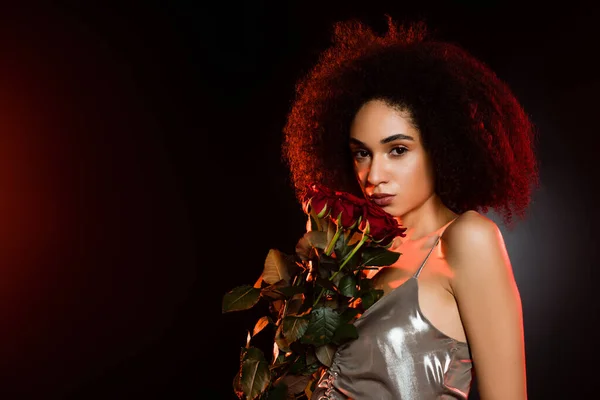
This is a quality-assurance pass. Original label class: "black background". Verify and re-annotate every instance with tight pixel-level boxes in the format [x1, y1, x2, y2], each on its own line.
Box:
[0, 1, 597, 399]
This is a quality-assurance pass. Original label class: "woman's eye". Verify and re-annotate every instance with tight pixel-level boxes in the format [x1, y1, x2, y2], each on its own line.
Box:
[353, 150, 369, 159]
[392, 146, 407, 156]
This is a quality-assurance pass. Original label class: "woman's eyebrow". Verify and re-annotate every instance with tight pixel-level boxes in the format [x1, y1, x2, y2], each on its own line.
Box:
[381, 133, 414, 143]
[350, 133, 415, 146]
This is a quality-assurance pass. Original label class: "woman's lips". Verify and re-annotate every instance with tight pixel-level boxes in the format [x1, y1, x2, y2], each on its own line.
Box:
[371, 195, 395, 206]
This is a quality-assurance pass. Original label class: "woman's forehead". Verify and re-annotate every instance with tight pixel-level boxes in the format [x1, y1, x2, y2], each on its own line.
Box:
[350, 100, 420, 143]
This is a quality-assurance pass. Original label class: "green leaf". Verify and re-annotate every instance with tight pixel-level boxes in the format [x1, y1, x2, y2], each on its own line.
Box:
[239, 347, 270, 400]
[335, 238, 361, 271]
[332, 323, 359, 345]
[339, 307, 361, 324]
[296, 231, 328, 261]
[321, 296, 340, 310]
[285, 293, 308, 316]
[282, 315, 310, 343]
[269, 299, 284, 319]
[282, 374, 311, 395]
[274, 324, 291, 353]
[315, 344, 336, 367]
[278, 285, 305, 297]
[304, 361, 322, 375]
[306, 230, 329, 250]
[315, 276, 337, 293]
[301, 307, 341, 346]
[289, 339, 307, 355]
[263, 249, 294, 285]
[357, 275, 374, 291]
[272, 353, 287, 368]
[360, 246, 401, 267]
[265, 383, 287, 400]
[338, 274, 358, 298]
[289, 354, 306, 374]
[342, 251, 361, 271]
[360, 288, 384, 310]
[305, 347, 317, 365]
[222, 285, 261, 313]
[242, 347, 266, 362]
[334, 229, 353, 260]
[317, 253, 338, 273]
[260, 279, 289, 301]
[309, 211, 322, 231]
[252, 316, 272, 337]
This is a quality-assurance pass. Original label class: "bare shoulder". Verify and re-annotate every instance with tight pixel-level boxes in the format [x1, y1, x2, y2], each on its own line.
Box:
[441, 210, 512, 286]
[440, 211, 527, 398]
[444, 209, 497, 242]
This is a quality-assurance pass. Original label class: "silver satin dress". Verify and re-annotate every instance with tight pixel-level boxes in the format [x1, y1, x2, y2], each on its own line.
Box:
[311, 218, 473, 399]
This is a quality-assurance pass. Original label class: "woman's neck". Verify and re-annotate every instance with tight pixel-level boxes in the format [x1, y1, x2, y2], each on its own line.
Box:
[394, 197, 458, 243]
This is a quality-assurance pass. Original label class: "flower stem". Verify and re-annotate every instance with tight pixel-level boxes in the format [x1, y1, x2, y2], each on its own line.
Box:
[324, 225, 342, 256]
[330, 233, 367, 281]
[312, 232, 368, 307]
[313, 287, 325, 307]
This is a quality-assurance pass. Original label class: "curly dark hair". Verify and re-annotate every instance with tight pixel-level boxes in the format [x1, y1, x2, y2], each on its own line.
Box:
[281, 15, 540, 228]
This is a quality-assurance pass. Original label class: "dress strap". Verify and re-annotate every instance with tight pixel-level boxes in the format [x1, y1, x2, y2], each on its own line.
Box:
[413, 216, 459, 278]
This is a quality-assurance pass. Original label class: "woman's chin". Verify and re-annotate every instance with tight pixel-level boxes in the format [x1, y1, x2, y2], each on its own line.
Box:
[386, 206, 402, 218]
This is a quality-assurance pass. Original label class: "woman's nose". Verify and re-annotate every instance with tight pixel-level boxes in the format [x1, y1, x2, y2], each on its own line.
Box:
[366, 154, 388, 186]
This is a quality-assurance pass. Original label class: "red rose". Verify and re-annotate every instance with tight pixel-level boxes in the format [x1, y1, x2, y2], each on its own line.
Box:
[331, 191, 366, 229]
[302, 184, 336, 218]
[303, 184, 366, 230]
[303, 183, 406, 245]
[360, 202, 407, 245]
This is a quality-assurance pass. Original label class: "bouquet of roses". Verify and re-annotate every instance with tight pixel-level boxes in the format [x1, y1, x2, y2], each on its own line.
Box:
[222, 183, 407, 399]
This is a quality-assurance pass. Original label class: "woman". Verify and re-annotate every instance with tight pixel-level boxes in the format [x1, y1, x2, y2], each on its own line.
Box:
[281, 16, 539, 399]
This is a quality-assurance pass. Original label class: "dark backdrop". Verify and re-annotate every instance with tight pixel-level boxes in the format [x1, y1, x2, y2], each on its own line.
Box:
[0, 1, 596, 399]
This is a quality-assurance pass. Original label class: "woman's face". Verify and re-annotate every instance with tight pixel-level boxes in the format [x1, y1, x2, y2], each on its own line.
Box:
[349, 99, 436, 218]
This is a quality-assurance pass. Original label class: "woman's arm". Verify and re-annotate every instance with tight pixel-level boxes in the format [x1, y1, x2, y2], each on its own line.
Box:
[443, 211, 528, 400]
